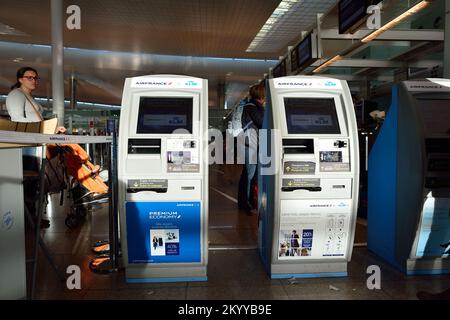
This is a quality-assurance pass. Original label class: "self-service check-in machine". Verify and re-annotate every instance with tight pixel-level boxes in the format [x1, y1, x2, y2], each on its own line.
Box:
[118, 75, 208, 282]
[368, 79, 450, 275]
[259, 76, 359, 279]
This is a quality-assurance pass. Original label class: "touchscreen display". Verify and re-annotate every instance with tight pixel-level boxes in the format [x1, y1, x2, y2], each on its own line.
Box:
[284, 98, 341, 134]
[137, 97, 193, 134]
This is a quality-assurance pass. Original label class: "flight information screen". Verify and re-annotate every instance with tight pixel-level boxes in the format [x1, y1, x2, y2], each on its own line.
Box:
[284, 98, 341, 134]
[137, 97, 193, 134]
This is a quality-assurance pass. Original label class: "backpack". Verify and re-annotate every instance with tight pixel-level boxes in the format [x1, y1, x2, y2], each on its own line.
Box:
[45, 152, 67, 194]
[230, 99, 255, 137]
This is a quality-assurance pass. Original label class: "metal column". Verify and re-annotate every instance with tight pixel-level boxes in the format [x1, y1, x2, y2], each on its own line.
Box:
[51, 0, 65, 126]
[70, 74, 77, 110]
[445, 0, 450, 78]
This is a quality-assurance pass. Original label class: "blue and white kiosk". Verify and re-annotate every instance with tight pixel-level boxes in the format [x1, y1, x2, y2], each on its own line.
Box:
[118, 75, 208, 282]
[259, 76, 360, 279]
[368, 79, 450, 275]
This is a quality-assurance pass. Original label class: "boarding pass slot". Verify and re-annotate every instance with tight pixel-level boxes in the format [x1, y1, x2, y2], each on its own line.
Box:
[280, 179, 352, 199]
[126, 180, 201, 201]
[282, 187, 322, 192]
[128, 139, 161, 154]
[127, 188, 167, 194]
[282, 139, 314, 154]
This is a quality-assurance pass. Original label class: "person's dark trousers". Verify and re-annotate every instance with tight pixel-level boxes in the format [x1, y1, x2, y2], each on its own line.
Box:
[238, 165, 258, 211]
[238, 165, 249, 209]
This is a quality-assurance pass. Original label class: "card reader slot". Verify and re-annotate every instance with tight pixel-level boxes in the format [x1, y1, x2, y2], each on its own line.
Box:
[281, 187, 322, 192]
[127, 188, 168, 193]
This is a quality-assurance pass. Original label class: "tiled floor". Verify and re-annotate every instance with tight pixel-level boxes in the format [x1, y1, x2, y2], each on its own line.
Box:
[26, 164, 450, 300]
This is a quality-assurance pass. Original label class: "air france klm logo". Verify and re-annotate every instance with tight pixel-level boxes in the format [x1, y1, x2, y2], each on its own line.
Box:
[410, 85, 443, 90]
[277, 82, 313, 87]
[135, 81, 173, 86]
[50, 136, 69, 141]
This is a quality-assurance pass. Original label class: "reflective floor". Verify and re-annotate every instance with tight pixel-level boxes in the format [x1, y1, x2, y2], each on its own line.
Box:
[27, 164, 450, 300]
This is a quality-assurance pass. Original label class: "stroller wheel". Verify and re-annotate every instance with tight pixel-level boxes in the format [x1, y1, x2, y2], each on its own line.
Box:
[65, 215, 81, 229]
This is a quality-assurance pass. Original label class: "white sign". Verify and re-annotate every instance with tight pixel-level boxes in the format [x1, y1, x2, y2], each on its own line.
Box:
[131, 78, 203, 89]
[274, 78, 342, 90]
[405, 80, 450, 92]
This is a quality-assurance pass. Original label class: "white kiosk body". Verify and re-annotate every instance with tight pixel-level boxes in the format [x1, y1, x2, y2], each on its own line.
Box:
[259, 76, 359, 278]
[0, 149, 26, 299]
[118, 75, 208, 282]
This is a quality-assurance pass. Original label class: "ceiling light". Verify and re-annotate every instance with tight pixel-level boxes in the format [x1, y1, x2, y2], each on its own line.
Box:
[361, 0, 431, 43]
[246, 0, 301, 52]
[0, 23, 28, 36]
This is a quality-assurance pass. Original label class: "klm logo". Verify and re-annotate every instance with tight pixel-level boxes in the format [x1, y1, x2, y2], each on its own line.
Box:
[185, 80, 198, 86]
[324, 81, 337, 87]
[338, 202, 348, 208]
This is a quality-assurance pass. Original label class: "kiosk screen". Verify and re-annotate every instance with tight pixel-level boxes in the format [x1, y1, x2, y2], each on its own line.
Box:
[415, 98, 450, 136]
[284, 98, 341, 134]
[137, 97, 193, 134]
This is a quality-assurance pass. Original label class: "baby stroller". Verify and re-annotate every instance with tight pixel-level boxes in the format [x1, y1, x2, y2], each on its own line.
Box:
[46, 143, 109, 228]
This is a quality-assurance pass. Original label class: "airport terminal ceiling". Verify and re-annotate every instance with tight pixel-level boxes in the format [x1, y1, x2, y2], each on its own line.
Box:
[0, 0, 447, 108]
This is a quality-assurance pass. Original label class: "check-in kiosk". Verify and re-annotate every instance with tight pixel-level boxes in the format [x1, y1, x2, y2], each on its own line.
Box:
[118, 75, 208, 282]
[368, 79, 450, 275]
[259, 76, 359, 279]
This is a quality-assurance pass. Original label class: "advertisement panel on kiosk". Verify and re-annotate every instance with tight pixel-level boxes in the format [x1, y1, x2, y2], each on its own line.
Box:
[368, 78, 450, 275]
[118, 75, 208, 283]
[259, 76, 359, 279]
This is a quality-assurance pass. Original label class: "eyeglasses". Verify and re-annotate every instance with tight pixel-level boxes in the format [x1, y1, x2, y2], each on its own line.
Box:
[22, 76, 40, 81]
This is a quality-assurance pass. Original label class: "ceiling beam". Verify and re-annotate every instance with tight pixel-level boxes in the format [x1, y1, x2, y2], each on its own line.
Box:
[324, 74, 394, 82]
[310, 58, 441, 69]
[319, 29, 444, 42]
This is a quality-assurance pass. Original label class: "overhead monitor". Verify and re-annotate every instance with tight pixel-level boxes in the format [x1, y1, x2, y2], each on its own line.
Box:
[290, 47, 299, 73]
[272, 59, 287, 79]
[284, 97, 341, 134]
[291, 32, 318, 73]
[136, 97, 193, 134]
[339, 0, 376, 34]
